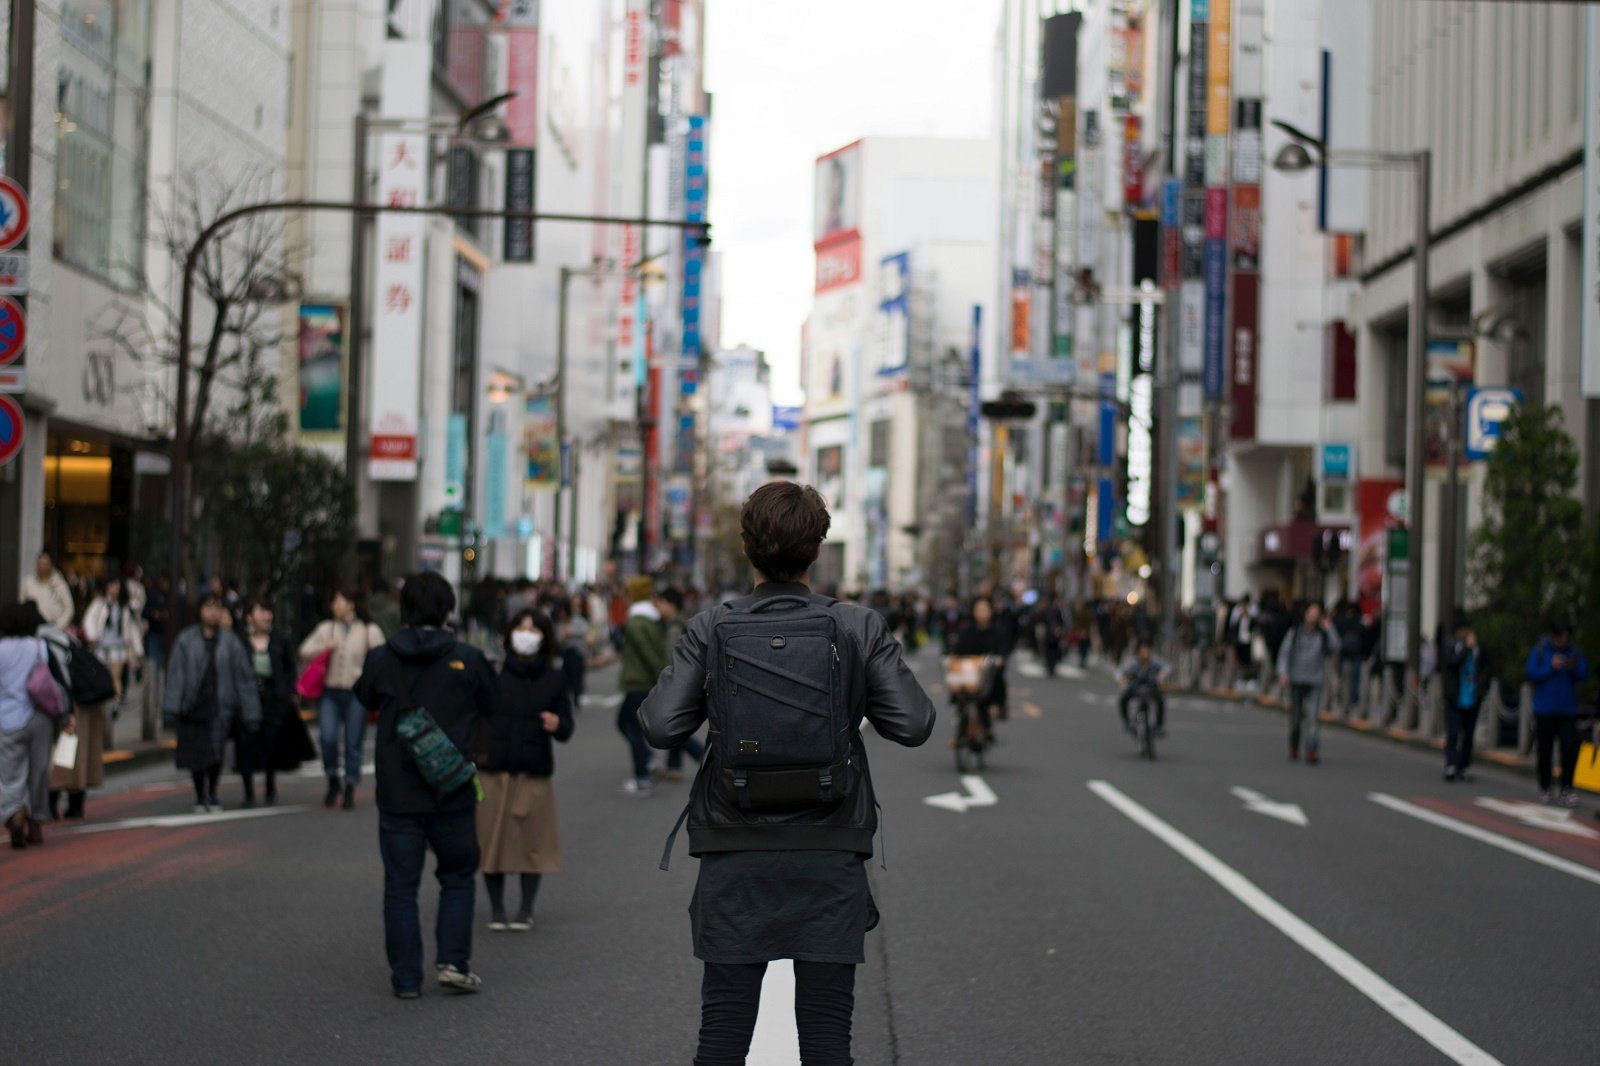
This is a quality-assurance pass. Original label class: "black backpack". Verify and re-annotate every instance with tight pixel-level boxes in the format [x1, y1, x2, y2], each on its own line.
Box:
[707, 593, 858, 809]
[45, 636, 117, 705]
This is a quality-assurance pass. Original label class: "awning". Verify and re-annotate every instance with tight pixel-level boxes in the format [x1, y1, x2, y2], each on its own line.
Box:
[1257, 521, 1353, 563]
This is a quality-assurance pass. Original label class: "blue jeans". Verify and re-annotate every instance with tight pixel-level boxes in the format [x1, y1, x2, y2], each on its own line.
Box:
[379, 809, 479, 992]
[1288, 683, 1324, 754]
[319, 688, 367, 784]
[618, 691, 654, 781]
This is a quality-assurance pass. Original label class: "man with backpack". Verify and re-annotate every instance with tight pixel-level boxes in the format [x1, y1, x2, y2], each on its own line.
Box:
[639, 482, 935, 1066]
[1277, 601, 1335, 764]
[352, 572, 497, 999]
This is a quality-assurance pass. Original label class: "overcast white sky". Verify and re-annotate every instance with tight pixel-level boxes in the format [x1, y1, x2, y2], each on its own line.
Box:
[704, 0, 1002, 404]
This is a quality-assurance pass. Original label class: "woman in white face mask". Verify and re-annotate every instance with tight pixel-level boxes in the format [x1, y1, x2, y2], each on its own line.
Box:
[475, 610, 573, 931]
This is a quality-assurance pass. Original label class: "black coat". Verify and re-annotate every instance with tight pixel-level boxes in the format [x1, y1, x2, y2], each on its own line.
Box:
[479, 655, 573, 776]
[353, 627, 497, 815]
[1439, 639, 1491, 713]
[237, 630, 298, 724]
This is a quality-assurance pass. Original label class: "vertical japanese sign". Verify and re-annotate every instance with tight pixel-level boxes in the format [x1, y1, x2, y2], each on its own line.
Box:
[368, 42, 429, 481]
[504, 149, 535, 263]
[1229, 0, 1263, 441]
[680, 115, 708, 391]
[1583, 8, 1600, 397]
[1179, 0, 1209, 416]
[615, 0, 649, 419]
[1203, 0, 1231, 402]
[967, 306, 982, 528]
[500, 0, 539, 264]
[1045, 13, 1082, 375]
[524, 393, 560, 490]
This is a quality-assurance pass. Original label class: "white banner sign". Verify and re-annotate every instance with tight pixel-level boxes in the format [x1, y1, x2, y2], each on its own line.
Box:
[368, 41, 429, 481]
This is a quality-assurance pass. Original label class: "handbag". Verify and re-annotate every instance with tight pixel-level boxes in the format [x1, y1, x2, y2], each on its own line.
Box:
[296, 648, 332, 701]
[389, 658, 478, 800]
[27, 652, 69, 721]
[52, 731, 79, 771]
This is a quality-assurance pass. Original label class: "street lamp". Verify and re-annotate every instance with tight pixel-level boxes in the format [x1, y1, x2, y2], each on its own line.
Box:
[1272, 118, 1432, 723]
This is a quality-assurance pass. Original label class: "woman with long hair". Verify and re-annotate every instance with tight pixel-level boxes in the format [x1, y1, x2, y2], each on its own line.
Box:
[82, 575, 142, 712]
[476, 610, 573, 931]
[237, 599, 314, 807]
[299, 587, 385, 810]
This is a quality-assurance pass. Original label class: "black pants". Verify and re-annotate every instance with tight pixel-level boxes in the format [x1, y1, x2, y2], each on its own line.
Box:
[1534, 716, 1581, 793]
[694, 960, 855, 1066]
[1119, 690, 1165, 729]
[618, 691, 653, 781]
[1443, 705, 1480, 773]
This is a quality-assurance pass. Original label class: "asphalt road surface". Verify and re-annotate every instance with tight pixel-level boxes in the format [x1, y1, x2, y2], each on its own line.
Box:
[4, 649, 1596, 1065]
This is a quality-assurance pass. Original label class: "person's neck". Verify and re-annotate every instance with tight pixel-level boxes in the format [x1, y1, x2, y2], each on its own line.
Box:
[201, 624, 217, 637]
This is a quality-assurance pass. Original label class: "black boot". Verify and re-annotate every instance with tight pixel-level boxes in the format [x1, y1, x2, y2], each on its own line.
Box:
[324, 777, 342, 809]
[48, 790, 61, 820]
[241, 775, 256, 809]
[342, 783, 356, 810]
[64, 791, 86, 820]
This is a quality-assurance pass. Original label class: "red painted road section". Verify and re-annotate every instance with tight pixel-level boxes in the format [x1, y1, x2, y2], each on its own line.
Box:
[1410, 795, 1600, 872]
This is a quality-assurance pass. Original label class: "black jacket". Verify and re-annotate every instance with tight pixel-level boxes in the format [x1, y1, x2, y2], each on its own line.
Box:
[639, 581, 936, 858]
[479, 655, 573, 776]
[353, 627, 497, 815]
[236, 630, 298, 725]
[1439, 638, 1491, 713]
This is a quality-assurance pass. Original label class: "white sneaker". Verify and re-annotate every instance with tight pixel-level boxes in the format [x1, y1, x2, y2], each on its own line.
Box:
[436, 964, 482, 993]
[619, 778, 654, 796]
[193, 803, 209, 814]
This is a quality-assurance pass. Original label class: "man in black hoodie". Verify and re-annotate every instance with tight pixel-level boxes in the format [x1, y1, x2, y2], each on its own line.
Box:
[641, 482, 935, 1066]
[353, 572, 496, 999]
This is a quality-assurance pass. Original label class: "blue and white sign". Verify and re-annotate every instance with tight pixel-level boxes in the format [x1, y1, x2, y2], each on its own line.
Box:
[0, 177, 29, 253]
[0, 295, 25, 366]
[1319, 442, 1352, 482]
[1465, 387, 1523, 461]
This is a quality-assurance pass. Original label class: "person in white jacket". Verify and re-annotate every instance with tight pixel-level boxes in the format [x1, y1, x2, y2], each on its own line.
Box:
[83, 575, 142, 708]
[20, 553, 75, 632]
[299, 588, 386, 810]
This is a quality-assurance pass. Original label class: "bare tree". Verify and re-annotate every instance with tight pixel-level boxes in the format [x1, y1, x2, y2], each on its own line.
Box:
[94, 165, 296, 451]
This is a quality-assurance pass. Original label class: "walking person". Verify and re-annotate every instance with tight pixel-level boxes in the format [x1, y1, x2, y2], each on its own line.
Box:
[477, 610, 573, 932]
[1439, 613, 1490, 783]
[38, 603, 109, 823]
[1277, 602, 1335, 765]
[162, 593, 261, 812]
[640, 482, 935, 1066]
[83, 575, 142, 713]
[617, 576, 668, 796]
[20, 552, 75, 632]
[0, 604, 69, 849]
[1333, 599, 1365, 713]
[658, 588, 706, 781]
[352, 572, 496, 998]
[299, 588, 386, 810]
[236, 599, 311, 807]
[1525, 621, 1589, 807]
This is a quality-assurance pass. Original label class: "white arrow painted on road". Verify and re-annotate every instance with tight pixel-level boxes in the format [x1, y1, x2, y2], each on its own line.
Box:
[924, 775, 998, 813]
[1231, 787, 1309, 827]
[68, 806, 310, 834]
[1474, 798, 1600, 840]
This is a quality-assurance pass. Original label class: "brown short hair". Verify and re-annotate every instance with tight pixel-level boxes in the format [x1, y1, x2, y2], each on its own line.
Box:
[741, 482, 831, 582]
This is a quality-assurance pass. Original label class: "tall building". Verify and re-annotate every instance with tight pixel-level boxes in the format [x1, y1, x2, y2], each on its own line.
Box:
[800, 136, 996, 595]
[1, 0, 293, 598]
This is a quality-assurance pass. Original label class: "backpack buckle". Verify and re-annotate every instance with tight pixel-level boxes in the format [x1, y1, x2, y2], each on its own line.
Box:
[732, 769, 752, 810]
[818, 768, 833, 803]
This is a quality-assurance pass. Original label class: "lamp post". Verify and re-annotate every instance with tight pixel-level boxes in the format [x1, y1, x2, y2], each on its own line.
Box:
[1272, 120, 1430, 721]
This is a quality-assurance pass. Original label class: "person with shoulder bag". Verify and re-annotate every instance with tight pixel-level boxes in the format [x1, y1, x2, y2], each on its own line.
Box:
[299, 587, 386, 810]
[237, 599, 314, 807]
[476, 609, 573, 932]
[0, 603, 72, 849]
[162, 593, 262, 812]
[640, 482, 935, 1066]
[352, 572, 496, 999]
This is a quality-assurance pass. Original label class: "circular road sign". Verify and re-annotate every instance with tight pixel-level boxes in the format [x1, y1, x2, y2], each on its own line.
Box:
[0, 295, 26, 366]
[0, 177, 29, 252]
[0, 393, 24, 467]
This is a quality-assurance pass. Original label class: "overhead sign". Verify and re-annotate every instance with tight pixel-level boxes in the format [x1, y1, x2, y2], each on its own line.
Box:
[1465, 387, 1523, 461]
[1319, 442, 1352, 482]
[0, 393, 24, 467]
[0, 177, 29, 252]
[0, 295, 24, 366]
[0, 252, 29, 294]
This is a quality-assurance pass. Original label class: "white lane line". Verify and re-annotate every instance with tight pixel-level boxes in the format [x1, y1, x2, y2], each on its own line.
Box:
[1089, 781, 1505, 1066]
[67, 805, 310, 834]
[1369, 793, 1600, 888]
[747, 959, 800, 1065]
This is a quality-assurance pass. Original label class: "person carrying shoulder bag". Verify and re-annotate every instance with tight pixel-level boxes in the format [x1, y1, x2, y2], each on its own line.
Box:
[640, 482, 936, 1066]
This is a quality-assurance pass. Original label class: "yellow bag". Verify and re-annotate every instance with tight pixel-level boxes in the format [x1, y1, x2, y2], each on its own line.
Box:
[1575, 742, 1600, 794]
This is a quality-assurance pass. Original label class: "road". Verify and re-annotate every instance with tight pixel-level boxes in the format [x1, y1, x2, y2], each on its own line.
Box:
[3, 649, 1597, 1065]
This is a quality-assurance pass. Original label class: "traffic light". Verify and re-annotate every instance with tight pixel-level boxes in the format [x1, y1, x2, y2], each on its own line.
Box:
[980, 391, 1038, 421]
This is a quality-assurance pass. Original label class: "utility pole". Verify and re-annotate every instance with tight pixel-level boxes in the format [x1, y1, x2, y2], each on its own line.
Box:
[1403, 150, 1432, 725]
[554, 266, 571, 584]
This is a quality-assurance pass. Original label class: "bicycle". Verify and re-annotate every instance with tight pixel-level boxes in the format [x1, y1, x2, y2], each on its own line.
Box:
[1126, 681, 1159, 761]
[945, 655, 998, 773]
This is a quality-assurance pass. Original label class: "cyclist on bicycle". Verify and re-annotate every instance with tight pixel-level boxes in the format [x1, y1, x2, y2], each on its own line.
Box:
[949, 596, 1010, 743]
[1118, 640, 1169, 737]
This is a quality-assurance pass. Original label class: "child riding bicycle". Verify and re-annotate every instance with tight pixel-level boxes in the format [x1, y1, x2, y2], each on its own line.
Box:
[1118, 640, 1169, 737]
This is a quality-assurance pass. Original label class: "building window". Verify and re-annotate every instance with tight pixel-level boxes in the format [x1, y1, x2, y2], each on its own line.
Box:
[868, 419, 891, 469]
[53, 0, 150, 290]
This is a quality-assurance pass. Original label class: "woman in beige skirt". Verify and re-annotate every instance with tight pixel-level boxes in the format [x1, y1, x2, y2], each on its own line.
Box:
[477, 610, 574, 931]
